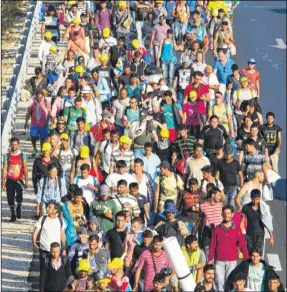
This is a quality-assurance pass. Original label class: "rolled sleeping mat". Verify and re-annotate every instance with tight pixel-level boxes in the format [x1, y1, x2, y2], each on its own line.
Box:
[163, 236, 196, 292]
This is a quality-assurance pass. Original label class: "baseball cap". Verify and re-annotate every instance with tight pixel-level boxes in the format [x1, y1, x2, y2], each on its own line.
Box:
[103, 110, 113, 118]
[201, 165, 213, 173]
[240, 77, 248, 82]
[80, 145, 90, 158]
[154, 272, 167, 283]
[159, 160, 171, 169]
[42, 142, 52, 152]
[248, 58, 256, 64]
[89, 216, 98, 224]
[100, 184, 110, 196]
[77, 226, 87, 235]
[119, 135, 132, 145]
[189, 90, 197, 98]
[60, 133, 69, 141]
[224, 143, 234, 155]
[205, 65, 213, 73]
[81, 86, 91, 94]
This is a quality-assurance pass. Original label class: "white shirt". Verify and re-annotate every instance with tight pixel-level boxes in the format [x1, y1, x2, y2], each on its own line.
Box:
[38, 40, 55, 62]
[192, 62, 207, 74]
[35, 216, 65, 251]
[99, 141, 120, 173]
[99, 37, 117, 54]
[132, 173, 148, 199]
[201, 73, 220, 100]
[73, 175, 99, 205]
[81, 97, 102, 126]
[105, 172, 137, 196]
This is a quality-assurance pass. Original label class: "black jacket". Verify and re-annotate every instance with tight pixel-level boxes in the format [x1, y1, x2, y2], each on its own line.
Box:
[41, 256, 71, 292]
[32, 156, 63, 194]
[128, 59, 147, 78]
[225, 259, 284, 292]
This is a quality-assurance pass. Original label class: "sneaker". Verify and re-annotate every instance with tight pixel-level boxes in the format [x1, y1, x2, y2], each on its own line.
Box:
[9, 215, 16, 222]
[31, 148, 37, 158]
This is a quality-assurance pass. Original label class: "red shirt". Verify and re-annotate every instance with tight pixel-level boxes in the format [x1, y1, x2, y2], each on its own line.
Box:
[184, 83, 209, 115]
[208, 222, 250, 262]
[240, 68, 260, 93]
[5, 152, 25, 181]
[90, 122, 115, 141]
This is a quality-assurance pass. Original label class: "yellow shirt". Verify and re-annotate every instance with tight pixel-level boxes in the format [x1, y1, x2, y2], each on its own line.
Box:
[68, 201, 84, 228]
[208, 1, 228, 17]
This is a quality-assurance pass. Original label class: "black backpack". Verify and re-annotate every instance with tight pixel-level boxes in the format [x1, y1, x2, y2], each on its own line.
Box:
[161, 221, 185, 246]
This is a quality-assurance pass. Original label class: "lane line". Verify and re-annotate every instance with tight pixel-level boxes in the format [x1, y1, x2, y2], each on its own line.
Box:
[267, 254, 283, 271]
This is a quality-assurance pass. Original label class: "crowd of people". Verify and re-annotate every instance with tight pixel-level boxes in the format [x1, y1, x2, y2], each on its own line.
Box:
[2, 0, 285, 291]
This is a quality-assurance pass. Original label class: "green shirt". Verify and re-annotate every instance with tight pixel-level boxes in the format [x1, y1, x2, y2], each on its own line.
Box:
[172, 135, 197, 159]
[89, 199, 118, 233]
[64, 107, 86, 131]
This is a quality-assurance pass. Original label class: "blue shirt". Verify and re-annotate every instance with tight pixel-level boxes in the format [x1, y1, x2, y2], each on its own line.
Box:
[139, 153, 161, 180]
[163, 103, 182, 129]
[214, 58, 235, 84]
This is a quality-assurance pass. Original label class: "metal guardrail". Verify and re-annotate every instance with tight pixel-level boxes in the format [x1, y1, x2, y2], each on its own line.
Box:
[1, 1, 43, 153]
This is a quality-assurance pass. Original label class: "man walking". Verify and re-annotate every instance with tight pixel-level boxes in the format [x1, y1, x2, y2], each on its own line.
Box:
[208, 205, 249, 291]
[2, 137, 28, 222]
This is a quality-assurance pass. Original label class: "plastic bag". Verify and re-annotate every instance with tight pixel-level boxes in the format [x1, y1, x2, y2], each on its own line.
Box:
[262, 184, 273, 201]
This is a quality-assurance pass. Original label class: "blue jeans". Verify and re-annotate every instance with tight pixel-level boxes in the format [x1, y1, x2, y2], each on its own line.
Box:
[161, 60, 175, 88]
[177, 90, 184, 106]
[224, 186, 238, 208]
[215, 261, 237, 291]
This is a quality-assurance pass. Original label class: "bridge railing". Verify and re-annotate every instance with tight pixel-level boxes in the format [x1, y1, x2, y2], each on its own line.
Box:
[1, 1, 43, 153]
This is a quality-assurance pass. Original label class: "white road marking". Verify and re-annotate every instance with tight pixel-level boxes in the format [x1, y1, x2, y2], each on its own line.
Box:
[270, 38, 287, 49]
[267, 254, 282, 271]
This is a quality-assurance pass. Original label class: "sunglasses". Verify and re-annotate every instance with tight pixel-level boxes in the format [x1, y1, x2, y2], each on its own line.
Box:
[130, 101, 137, 104]
[58, 122, 65, 125]
[166, 211, 175, 214]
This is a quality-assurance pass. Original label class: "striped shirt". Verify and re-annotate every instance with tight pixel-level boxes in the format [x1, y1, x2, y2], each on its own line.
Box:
[200, 202, 223, 227]
[171, 135, 197, 159]
[111, 149, 135, 172]
[137, 250, 173, 291]
[242, 150, 265, 179]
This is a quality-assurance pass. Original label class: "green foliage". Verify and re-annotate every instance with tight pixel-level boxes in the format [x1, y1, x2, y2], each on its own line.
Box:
[1, 1, 25, 35]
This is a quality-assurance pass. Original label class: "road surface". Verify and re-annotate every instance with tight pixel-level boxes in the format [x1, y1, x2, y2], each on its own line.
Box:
[234, 1, 287, 287]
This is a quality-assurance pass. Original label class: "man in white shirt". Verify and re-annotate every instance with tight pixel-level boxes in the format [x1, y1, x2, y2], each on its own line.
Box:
[105, 160, 136, 197]
[201, 65, 220, 108]
[73, 163, 99, 205]
[38, 31, 56, 64]
[32, 201, 66, 289]
[80, 86, 102, 128]
[97, 129, 120, 178]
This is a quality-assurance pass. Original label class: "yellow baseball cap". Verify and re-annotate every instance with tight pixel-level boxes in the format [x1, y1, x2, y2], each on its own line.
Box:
[45, 31, 52, 39]
[118, 1, 127, 8]
[108, 258, 124, 269]
[72, 17, 80, 25]
[102, 27, 111, 38]
[189, 90, 197, 98]
[78, 259, 90, 272]
[160, 128, 169, 138]
[119, 135, 132, 145]
[75, 65, 85, 73]
[60, 133, 69, 141]
[100, 53, 109, 62]
[240, 77, 248, 82]
[80, 145, 90, 158]
[132, 39, 140, 49]
[42, 142, 52, 152]
[49, 45, 57, 52]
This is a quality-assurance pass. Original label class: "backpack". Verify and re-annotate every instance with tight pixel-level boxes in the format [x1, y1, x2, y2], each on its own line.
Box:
[38, 215, 63, 241]
[135, 2, 149, 21]
[161, 221, 185, 246]
[41, 175, 63, 202]
[200, 178, 219, 191]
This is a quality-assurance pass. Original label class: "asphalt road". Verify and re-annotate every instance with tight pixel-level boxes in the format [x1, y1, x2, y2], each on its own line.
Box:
[234, 1, 286, 287]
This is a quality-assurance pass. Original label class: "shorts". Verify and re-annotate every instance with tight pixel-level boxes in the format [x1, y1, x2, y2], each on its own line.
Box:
[30, 125, 49, 140]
